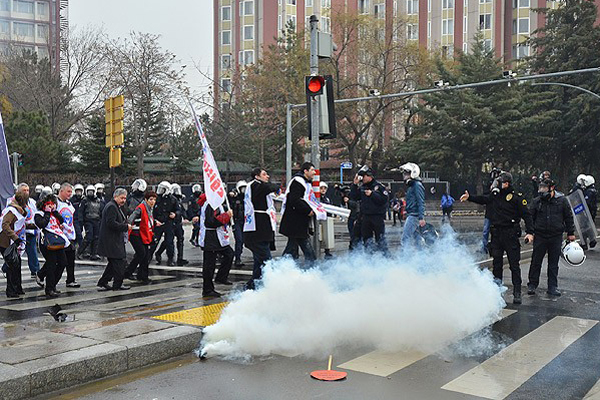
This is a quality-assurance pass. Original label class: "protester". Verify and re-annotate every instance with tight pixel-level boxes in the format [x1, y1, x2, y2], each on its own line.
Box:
[125, 191, 159, 284]
[441, 192, 455, 223]
[0, 191, 28, 298]
[97, 188, 132, 291]
[57, 183, 80, 288]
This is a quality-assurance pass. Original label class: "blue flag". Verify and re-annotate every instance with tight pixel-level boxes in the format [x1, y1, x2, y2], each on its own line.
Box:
[0, 112, 14, 210]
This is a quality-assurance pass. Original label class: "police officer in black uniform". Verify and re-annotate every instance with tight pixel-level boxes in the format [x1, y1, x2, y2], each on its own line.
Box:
[349, 166, 389, 253]
[527, 179, 575, 297]
[461, 172, 534, 304]
[77, 185, 103, 260]
[149, 181, 180, 266]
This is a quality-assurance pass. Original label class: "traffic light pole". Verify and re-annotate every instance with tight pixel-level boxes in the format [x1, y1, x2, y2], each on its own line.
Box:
[10, 153, 18, 187]
[309, 14, 321, 256]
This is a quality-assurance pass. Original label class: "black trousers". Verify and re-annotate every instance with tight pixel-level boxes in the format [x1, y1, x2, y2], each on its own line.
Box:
[58, 245, 76, 284]
[491, 226, 522, 293]
[151, 223, 174, 261]
[98, 258, 126, 289]
[174, 223, 184, 261]
[126, 234, 150, 281]
[38, 244, 66, 293]
[1, 246, 22, 296]
[245, 241, 272, 290]
[282, 237, 316, 263]
[79, 220, 100, 256]
[203, 246, 233, 294]
[528, 235, 562, 290]
[361, 215, 388, 253]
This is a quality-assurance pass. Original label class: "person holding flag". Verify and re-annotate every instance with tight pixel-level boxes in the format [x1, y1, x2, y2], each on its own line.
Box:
[280, 162, 327, 264]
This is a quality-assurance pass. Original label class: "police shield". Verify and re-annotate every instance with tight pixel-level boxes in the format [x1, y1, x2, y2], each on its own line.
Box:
[566, 190, 598, 250]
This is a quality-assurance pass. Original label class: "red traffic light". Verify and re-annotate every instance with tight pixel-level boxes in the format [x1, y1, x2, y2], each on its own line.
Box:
[306, 76, 325, 96]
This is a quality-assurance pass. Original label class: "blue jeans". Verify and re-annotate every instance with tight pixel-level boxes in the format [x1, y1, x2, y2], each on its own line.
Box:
[25, 233, 40, 274]
[482, 218, 491, 253]
[245, 241, 272, 290]
[402, 215, 420, 248]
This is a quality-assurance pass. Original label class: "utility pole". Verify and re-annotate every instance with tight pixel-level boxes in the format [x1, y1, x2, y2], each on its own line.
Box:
[309, 15, 321, 255]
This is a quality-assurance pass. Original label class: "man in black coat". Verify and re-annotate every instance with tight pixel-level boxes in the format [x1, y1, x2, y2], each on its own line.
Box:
[243, 167, 280, 290]
[97, 188, 131, 291]
[280, 162, 317, 263]
[149, 181, 180, 266]
[527, 179, 576, 297]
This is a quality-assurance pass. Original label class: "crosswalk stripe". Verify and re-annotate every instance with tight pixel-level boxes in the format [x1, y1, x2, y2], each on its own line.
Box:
[584, 378, 600, 399]
[441, 316, 598, 400]
[0, 278, 202, 311]
[81, 291, 200, 312]
[337, 309, 517, 377]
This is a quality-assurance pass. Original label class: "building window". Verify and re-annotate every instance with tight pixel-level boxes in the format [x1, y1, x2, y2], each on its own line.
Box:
[518, 17, 529, 34]
[428, 21, 431, 38]
[484, 38, 492, 51]
[463, 42, 468, 52]
[0, 19, 8, 34]
[36, 1, 48, 15]
[306, 0, 313, 6]
[244, 50, 254, 65]
[222, 6, 231, 21]
[479, 13, 491, 30]
[221, 78, 231, 93]
[222, 30, 231, 45]
[374, 3, 385, 18]
[0, 0, 9, 11]
[13, 22, 34, 37]
[442, 18, 454, 35]
[287, 14, 296, 29]
[359, 0, 369, 14]
[479, 0, 491, 3]
[321, 147, 330, 161]
[442, 0, 454, 9]
[244, 0, 254, 15]
[221, 54, 231, 70]
[37, 45, 48, 59]
[517, 44, 529, 58]
[244, 25, 254, 40]
[287, 0, 296, 4]
[407, 23, 418, 40]
[518, 0, 530, 7]
[278, 15, 282, 31]
[14, 0, 34, 14]
[321, 16, 330, 33]
[37, 23, 48, 39]
[407, 0, 418, 15]
[323, 0, 331, 7]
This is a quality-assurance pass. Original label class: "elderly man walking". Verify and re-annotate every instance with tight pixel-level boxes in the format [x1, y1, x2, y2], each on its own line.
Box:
[97, 188, 132, 291]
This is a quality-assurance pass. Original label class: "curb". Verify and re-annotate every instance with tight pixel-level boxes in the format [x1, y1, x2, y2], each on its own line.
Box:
[0, 325, 202, 400]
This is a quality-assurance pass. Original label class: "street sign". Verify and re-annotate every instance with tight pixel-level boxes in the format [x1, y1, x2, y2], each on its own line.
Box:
[340, 162, 352, 169]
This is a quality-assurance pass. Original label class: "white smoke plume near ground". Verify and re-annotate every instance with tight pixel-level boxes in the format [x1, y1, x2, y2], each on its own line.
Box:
[200, 229, 507, 360]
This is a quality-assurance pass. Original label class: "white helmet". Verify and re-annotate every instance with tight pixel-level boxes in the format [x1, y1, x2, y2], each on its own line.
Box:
[400, 162, 421, 180]
[192, 184, 203, 194]
[74, 184, 84, 193]
[585, 175, 595, 187]
[85, 185, 96, 196]
[171, 183, 182, 196]
[95, 183, 105, 193]
[236, 180, 248, 192]
[52, 182, 60, 194]
[577, 174, 588, 188]
[562, 240, 586, 266]
[157, 181, 171, 195]
[319, 181, 328, 189]
[35, 184, 43, 194]
[131, 178, 147, 192]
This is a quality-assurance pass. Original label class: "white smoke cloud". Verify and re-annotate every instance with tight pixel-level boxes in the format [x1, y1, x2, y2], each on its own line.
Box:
[200, 232, 506, 360]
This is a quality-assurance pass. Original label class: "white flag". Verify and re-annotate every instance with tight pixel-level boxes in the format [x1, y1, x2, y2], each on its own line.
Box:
[189, 103, 227, 210]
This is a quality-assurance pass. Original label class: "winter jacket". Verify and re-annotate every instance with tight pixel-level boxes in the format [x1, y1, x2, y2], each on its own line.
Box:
[79, 196, 103, 223]
[405, 179, 425, 219]
[153, 194, 180, 225]
[0, 202, 26, 248]
[126, 191, 145, 216]
[97, 200, 129, 259]
[243, 180, 281, 244]
[280, 175, 313, 239]
[198, 194, 232, 251]
[469, 186, 534, 234]
[349, 179, 388, 216]
[441, 194, 455, 209]
[530, 194, 575, 238]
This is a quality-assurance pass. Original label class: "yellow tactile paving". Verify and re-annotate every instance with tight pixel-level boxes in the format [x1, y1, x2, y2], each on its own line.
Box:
[152, 302, 229, 327]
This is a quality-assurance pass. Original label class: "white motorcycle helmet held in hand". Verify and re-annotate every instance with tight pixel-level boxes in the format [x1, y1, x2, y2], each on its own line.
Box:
[562, 240, 586, 266]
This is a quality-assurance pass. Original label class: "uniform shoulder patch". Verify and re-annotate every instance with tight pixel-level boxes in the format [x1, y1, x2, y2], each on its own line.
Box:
[522, 199, 528, 206]
[506, 193, 513, 201]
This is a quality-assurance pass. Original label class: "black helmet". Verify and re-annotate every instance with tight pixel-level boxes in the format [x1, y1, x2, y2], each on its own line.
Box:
[498, 172, 513, 184]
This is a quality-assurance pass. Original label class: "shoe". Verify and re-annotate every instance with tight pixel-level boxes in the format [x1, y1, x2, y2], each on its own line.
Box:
[513, 292, 522, 304]
[591, 240, 597, 249]
[547, 288, 562, 297]
[6, 293, 22, 300]
[155, 255, 162, 265]
[203, 290, 222, 298]
[189, 239, 196, 246]
[113, 285, 131, 291]
[97, 283, 112, 291]
[17, 290, 25, 295]
[527, 285, 536, 295]
[177, 259, 189, 266]
[45, 291, 59, 298]
[167, 260, 175, 267]
[89, 255, 100, 261]
[214, 280, 233, 286]
[35, 274, 44, 288]
[138, 279, 152, 285]
[66, 282, 81, 288]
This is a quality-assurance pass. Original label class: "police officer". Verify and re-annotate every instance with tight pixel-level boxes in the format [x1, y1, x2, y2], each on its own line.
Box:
[527, 179, 576, 297]
[584, 175, 597, 221]
[167, 183, 188, 266]
[461, 172, 534, 304]
[149, 181, 180, 266]
[77, 185, 102, 261]
[72, 184, 84, 249]
[228, 181, 247, 266]
[33, 184, 43, 201]
[349, 166, 389, 253]
[187, 184, 203, 247]
[126, 179, 147, 216]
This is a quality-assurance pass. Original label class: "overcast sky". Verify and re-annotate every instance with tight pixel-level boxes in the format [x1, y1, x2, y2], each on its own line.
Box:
[69, 0, 214, 94]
